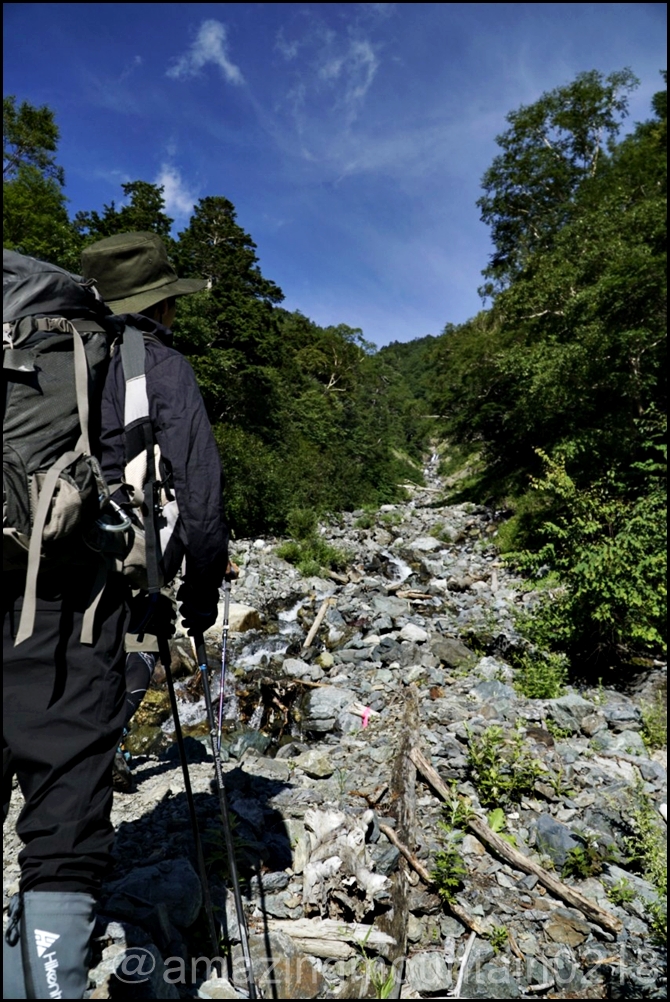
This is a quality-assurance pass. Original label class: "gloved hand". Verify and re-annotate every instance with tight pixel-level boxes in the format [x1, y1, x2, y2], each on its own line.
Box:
[225, 561, 240, 581]
[127, 590, 177, 642]
[177, 581, 220, 637]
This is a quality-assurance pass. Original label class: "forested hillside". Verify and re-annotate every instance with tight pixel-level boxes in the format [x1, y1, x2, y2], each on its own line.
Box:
[426, 70, 667, 669]
[3, 67, 667, 672]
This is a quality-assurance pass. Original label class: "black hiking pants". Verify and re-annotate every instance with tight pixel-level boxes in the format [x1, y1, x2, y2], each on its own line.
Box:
[3, 565, 130, 895]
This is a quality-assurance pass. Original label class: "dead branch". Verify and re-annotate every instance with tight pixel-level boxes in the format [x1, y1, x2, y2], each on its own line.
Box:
[410, 747, 623, 935]
[454, 931, 477, 999]
[303, 597, 333, 649]
[379, 823, 484, 936]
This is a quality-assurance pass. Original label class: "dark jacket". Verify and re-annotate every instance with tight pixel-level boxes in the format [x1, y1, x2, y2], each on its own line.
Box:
[99, 314, 228, 591]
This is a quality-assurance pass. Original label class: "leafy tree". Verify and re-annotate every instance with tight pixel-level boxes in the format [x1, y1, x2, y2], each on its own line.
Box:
[3, 96, 80, 268]
[3, 95, 63, 184]
[3, 165, 80, 270]
[478, 69, 639, 291]
[74, 181, 174, 245]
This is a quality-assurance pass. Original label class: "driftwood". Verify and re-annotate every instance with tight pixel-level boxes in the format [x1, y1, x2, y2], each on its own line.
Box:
[507, 926, 525, 962]
[379, 824, 484, 936]
[454, 931, 477, 999]
[410, 748, 623, 936]
[395, 590, 435, 601]
[264, 918, 395, 960]
[303, 597, 333, 649]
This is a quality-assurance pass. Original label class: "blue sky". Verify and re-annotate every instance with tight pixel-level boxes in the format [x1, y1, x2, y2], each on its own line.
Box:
[3, 3, 667, 345]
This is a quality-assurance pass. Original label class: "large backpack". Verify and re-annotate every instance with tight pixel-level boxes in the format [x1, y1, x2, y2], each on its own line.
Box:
[3, 249, 178, 645]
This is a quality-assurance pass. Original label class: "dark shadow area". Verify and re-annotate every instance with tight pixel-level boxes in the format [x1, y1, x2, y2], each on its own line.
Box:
[93, 766, 294, 999]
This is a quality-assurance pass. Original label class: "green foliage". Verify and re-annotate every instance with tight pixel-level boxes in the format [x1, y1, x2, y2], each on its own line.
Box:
[440, 785, 474, 830]
[478, 68, 639, 288]
[286, 508, 318, 540]
[625, 788, 667, 944]
[640, 691, 667, 751]
[561, 833, 612, 879]
[467, 724, 548, 806]
[625, 791, 667, 892]
[429, 73, 667, 670]
[357, 928, 396, 999]
[511, 452, 667, 660]
[276, 535, 348, 578]
[487, 808, 516, 846]
[607, 877, 636, 906]
[3, 164, 80, 270]
[4, 95, 63, 184]
[428, 522, 453, 543]
[379, 510, 402, 527]
[431, 836, 467, 904]
[544, 719, 572, 741]
[355, 511, 376, 530]
[488, 926, 508, 955]
[3, 96, 79, 269]
[75, 180, 174, 245]
[512, 648, 568, 699]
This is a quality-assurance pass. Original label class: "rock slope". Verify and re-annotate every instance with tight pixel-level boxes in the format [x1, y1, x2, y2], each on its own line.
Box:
[4, 459, 667, 999]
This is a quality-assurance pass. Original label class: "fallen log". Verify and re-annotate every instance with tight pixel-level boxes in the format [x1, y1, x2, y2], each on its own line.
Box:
[410, 747, 623, 936]
[264, 917, 395, 960]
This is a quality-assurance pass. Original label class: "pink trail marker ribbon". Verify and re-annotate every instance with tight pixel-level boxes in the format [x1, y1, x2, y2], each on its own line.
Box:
[361, 706, 372, 728]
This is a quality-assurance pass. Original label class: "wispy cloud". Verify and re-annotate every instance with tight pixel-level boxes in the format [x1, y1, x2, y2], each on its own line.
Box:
[275, 28, 301, 62]
[359, 3, 397, 18]
[155, 164, 197, 217]
[119, 54, 143, 82]
[167, 20, 244, 85]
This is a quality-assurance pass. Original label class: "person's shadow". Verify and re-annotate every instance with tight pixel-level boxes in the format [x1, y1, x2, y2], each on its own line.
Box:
[95, 758, 294, 999]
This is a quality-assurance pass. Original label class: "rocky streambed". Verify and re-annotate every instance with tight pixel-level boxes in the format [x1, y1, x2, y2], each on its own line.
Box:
[3, 459, 667, 999]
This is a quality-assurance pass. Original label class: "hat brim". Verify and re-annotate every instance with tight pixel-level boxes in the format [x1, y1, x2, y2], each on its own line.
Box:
[105, 277, 207, 315]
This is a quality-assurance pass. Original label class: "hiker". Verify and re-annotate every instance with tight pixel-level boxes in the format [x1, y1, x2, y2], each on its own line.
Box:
[88, 232, 231, 793]
[3, 233, 228, 999]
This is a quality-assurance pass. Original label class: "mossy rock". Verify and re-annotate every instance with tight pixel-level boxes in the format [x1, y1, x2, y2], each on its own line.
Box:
[182, 720, 211, 739]
[132, 688, 172, 728]
[124, 724, 165, 756]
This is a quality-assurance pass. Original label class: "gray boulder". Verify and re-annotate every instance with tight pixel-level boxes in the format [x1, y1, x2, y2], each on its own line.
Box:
[462, 962, 521, 999]
[430, 637, 477, 670]
[472, 679, 518, 702]
[533, 814, 580, 869]
[546, 693, 594, 733]
[302, 687, 357, 732]
[406, 952, 451, 993]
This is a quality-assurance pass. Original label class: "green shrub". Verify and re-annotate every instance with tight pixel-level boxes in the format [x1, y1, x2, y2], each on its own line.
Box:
[508, 453, 667, 663]
[431, 836, 467, 904]
[561, 834, 613, 879]
[467, 724, 548, 806]
[355, 512, 375, 530]
[625, 788, 667, 945]
[513, 650, 568, 699]
[641, 690, 667, 751]
[276, 536, 348, 578]
[607, 877, 636, 906]
[286, 507, 318, 540]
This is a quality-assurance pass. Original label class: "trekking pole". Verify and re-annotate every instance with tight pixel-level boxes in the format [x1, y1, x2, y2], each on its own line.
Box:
[158, 637, 221, 967]
[216, 579, 232, 752]
[195, 633, 258, 1000]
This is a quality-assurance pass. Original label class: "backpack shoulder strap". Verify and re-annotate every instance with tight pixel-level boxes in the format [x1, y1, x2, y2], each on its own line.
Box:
[119, 325, 162, 596]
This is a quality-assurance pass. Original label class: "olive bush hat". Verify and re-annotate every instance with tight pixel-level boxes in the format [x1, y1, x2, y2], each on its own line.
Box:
[80, 231, 206, 314]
